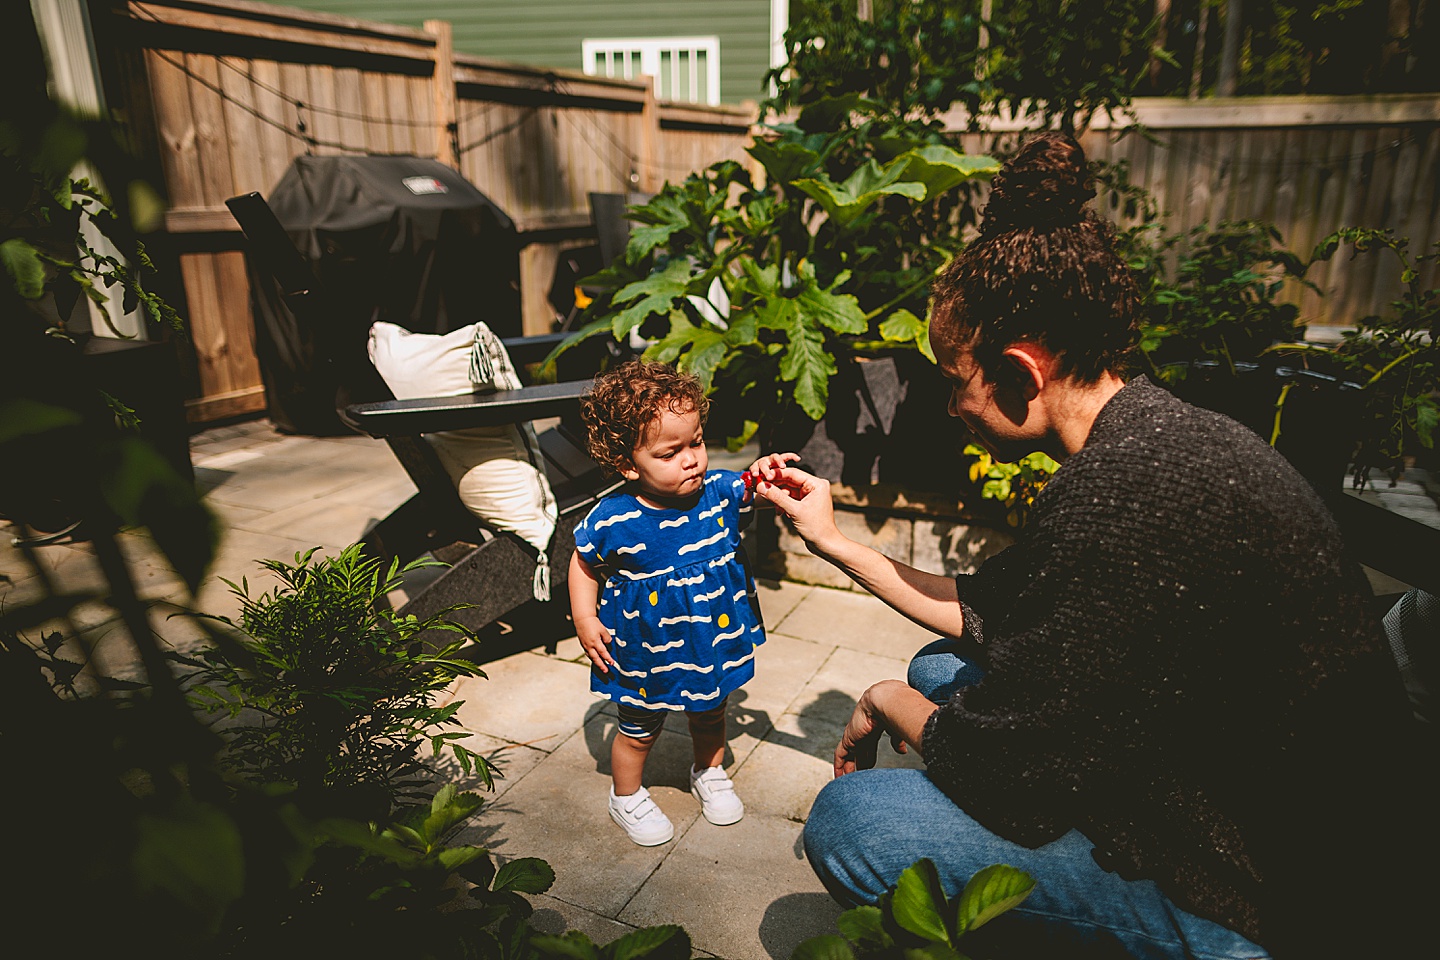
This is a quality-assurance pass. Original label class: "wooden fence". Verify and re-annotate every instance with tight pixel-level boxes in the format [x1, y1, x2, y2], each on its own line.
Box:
[951, 97, 1440, 332]
[103, 0, 754, 421]
[102, 1, 1439, 423]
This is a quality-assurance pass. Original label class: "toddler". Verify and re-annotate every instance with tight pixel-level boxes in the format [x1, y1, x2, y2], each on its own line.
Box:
[570, 359, 796, 845]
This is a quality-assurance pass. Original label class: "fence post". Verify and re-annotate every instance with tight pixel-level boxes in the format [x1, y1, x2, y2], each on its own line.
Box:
[638, 80, 660, 193]
[425, 19, 458, 168]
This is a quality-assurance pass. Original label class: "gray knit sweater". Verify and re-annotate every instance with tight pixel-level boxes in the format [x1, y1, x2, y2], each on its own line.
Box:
[923, 377, 1419, 955]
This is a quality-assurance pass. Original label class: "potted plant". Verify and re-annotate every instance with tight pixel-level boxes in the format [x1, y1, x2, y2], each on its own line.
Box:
[550, 96, 998, 494]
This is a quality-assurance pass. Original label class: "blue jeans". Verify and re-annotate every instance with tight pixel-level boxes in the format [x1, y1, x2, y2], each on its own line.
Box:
[803, 639, 1270, 960]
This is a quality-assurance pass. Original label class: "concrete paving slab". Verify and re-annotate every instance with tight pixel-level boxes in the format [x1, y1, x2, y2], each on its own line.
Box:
[784, 646, 913, 729]
[465, 717, 702, 917]
[526, 893, 639, 942]
[617, 812, 843, 960]
[449, 651, 610, 754]
[753, 579, 811, 632]
[776, 587, 937, 659]
[429, 731, 550, 803]
[730, 739, 834, 823]
[200, 460, 368, 512]
[241, 496, 394, 550]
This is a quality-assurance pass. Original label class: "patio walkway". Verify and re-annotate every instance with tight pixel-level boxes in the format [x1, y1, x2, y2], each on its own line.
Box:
[3, 418, 932, 960]
[6, 416, 1426, 959]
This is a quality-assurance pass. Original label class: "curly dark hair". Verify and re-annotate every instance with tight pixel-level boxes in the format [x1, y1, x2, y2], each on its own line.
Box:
[929, 132, 1140, 382]
[580, 360, 711, 475]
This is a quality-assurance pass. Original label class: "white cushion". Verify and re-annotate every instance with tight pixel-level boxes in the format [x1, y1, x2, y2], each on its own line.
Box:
[367, 321, 558, 599]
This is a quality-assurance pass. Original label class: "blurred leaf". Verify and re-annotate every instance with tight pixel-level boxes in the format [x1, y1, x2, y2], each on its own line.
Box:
[98, 438, 215, 593]
[131, 797, 244, 933]
[604, 924, 690, 960]
[789, 934, 856, 960]
[1, 238, 46, 299]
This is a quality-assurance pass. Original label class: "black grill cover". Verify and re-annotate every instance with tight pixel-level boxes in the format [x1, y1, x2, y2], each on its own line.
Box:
[247, 155, 521, 434]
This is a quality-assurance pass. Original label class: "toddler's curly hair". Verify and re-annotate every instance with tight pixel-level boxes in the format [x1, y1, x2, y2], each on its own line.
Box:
[580, 360, 711, 475]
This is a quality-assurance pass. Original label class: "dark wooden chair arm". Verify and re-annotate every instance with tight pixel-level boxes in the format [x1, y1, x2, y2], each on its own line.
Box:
[340, 380, 592, 438]
[1333, 492, 1440, 597]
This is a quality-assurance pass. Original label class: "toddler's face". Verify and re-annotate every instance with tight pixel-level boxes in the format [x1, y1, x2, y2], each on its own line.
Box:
[621, 405, 707, 501]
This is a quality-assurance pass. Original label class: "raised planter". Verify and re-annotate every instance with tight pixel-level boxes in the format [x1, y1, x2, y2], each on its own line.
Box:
[1161, 359, 1364, 495]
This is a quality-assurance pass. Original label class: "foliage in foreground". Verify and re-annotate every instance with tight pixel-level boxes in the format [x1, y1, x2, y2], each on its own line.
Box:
[794, 859, 1036, 960]
[181, 545, 492, 819]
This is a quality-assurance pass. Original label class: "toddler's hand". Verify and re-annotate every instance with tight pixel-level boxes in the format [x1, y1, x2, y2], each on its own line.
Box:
[575, 617, 617, 674]
[744, 452, 803, 498]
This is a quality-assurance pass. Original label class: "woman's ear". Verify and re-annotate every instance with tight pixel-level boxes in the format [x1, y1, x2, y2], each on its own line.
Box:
[999, 342, 1051, 401]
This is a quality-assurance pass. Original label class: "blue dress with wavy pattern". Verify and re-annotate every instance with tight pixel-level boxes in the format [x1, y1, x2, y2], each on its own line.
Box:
[574, 469, 764, 712]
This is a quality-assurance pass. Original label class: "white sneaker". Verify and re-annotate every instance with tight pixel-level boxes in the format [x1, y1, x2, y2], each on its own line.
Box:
[608, 786, 674, 846]
[690, 765, 744, 825]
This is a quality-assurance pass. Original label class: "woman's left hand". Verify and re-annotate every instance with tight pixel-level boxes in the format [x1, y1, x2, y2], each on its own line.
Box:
[835, 679, 938, 778]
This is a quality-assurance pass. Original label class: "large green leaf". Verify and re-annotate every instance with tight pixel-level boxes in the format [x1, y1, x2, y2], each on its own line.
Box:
[836, 904, 892, 950]
[603, 924, 690, 960]
[611, 259, 695, 339]
[792, 159, 926, 228]
[788, 934, 856, 960]
[676, 329, 728, 392]
[779, 312, 835, 420]
[880, 308, 936, 362]
[795, 262, 866, 335]
[531, 931, 601, 960]
[891, 858, 953, 945]
[954, 863, 1035, 934]
[1, 238, 46, 299]
[746, 139, 821, 187]
[131, 798, 245, 932]
[895, 146, 1000, 198]
[646, 313, 708, 365]
[492, 856, 556, 894]
[625, 192, 694, 265]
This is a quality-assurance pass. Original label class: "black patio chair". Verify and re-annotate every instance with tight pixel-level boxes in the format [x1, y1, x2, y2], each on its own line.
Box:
[225, 191, 618, 636]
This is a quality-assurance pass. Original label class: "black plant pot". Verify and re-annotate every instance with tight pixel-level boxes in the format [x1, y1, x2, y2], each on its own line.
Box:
[1160, 360, 1364, 496]
[763, 353, 970, 495]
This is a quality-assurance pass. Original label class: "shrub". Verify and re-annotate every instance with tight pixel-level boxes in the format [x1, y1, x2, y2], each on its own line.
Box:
[184, 545, 492, 819]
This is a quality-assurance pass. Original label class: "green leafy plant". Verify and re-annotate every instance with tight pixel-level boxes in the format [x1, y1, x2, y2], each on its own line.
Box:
[1138, 219, 1315, 376]
[792, 858, 1036, 960]
[553, 98, 997, 448]
[964, 444, 1060, 528]
[1308, 228, 1440, 484]
[774, 1, 1161, 136]
[183, 545, 493, 819]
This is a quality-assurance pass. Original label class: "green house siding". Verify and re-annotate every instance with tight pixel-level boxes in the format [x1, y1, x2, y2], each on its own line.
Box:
[264, 0, 780, 106]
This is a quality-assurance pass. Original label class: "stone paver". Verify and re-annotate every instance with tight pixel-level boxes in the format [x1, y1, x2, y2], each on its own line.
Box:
[773, 588, 937, 657]
[17, 417, 1428, 959]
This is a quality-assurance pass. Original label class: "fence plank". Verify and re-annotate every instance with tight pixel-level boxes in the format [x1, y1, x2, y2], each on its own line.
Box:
[216, 57, 265, 197]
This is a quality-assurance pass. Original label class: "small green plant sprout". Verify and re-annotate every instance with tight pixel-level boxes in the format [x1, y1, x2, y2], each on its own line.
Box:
[1309, 228, 1440, 485]
[965, 444, 1060, 528]
[182, 544, 494, 818]
[792, 859, 1036, 960]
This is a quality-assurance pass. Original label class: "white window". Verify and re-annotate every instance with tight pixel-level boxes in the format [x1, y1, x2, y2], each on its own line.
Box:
[582, 37, 721, 105]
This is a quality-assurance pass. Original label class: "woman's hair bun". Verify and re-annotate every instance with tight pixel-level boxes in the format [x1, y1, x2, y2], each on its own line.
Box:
[981, 132, 1095, 234]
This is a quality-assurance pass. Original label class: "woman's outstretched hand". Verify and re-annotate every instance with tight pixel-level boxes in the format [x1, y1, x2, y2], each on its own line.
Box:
[753, 466, 843, 558]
